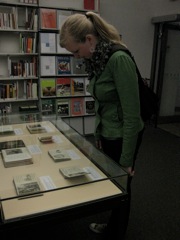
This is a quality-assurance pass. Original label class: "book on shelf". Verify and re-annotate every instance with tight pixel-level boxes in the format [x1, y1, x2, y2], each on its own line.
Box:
[57, 99, 70, 117]
[26, 123, 47, 134]
[57, 10, 72, 29]
[40, 32, 56, 53]
[0, 125, 14, 134]
[84, 0, 95, 10]
[85, 97, 95, 115]
[71, 97, 84, 116]
[56, 56, 72, 75]
[56, 34, 71, 54]
[48, 149, 71, 162]
[71, 78, 85, 96]
[13, 173, 42, 196]
[59, 166, 90, 178]
[0, 83, 17, 100]
[71, 58, 86, 75]
[0, 140, 25, 152]
[84, 78, 91, 95]
[56, 77, 71, 96]
[1, 147, 33, 168]
[41, 99, 56, 115]
[41, 78, 56, 97]
[40, 8, 57, 29]
[40, 56, 56, 76]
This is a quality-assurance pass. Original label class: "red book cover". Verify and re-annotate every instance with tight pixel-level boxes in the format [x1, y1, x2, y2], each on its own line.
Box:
[84, 0, 95, 10]
[71, 97, 84, 116]
[40, 8, 57, 29]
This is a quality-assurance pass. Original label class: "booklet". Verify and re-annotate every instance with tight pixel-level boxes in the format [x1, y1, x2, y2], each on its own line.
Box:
[59, 166, 90, 178]
[48, 149, 71, 162]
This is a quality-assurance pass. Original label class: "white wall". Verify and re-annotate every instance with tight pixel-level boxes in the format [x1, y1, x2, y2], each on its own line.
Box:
[100, 0, 180, 78]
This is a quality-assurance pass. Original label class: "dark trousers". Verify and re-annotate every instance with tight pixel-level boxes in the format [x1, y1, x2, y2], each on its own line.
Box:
[100, 129, 144, 239]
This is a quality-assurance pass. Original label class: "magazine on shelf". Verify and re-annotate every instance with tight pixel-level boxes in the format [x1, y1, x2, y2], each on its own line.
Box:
[57, 9, 72, 29]
[84, 97, 95, 115]
[71, 78, 85, 96]
[40, 32, 56, 53]
[0, 140, 25, 152]
[40, 8, 57, 29]
[26, 123, 47, 133]
[56, 56, 72, 75]
[48, 149, 71, 162]
[71, 58, 86, 74]
[40, 56, 56, 76]
[57, 99, 70, 117]
[1, 147, 33, 168]
[41, 78, 56, 97]
[0, 125, 14, 134]
[41, 99, 56, 115]
[56, 78, 71, 96]
[71, 97, 84, 116]
[56, 34, 71, 54]
[59, 166, 90, 178]
[13, 173, 42, 196]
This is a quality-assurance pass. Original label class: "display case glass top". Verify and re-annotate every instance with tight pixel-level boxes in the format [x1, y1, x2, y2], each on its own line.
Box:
[0, 113, 128, 225]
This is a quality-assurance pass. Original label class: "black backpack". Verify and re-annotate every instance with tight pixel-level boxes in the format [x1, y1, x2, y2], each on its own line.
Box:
[110, 44, 159, 122]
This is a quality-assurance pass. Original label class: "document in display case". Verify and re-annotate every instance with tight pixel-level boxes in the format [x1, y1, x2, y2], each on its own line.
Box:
[0, 116, 128, 237]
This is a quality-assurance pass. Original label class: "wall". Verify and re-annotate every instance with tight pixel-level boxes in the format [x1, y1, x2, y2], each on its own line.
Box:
[100, 0, 180, 78]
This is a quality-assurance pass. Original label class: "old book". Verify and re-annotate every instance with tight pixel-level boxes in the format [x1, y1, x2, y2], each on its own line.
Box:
[13, 173, 41, 196]
[59, 166, 90, 178]
[1, 147, 33, 168]
[0, 125, 14, 134]
[26, 123, 47, 133]
[0, 140, 25, 152]
[48, 149, 71, 162]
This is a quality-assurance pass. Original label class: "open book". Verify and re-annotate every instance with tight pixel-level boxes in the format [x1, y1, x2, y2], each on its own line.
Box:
[1, 147, 33, 168]
[59, 166, 90, 178]
[13, 173, 41, 196]
[0, 125, 14, 134]
[48, 149, 71, 162]
[26, 123, 47, 134]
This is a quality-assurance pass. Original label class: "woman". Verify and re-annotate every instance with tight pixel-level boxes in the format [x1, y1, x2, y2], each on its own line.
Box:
[60, 11, 144, 239]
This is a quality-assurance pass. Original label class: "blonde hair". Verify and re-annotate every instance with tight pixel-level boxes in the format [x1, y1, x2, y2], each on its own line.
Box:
[60, 11, 124, 47]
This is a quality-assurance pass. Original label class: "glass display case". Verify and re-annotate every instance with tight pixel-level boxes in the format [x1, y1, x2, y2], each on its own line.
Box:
[0, 113, 128, 235]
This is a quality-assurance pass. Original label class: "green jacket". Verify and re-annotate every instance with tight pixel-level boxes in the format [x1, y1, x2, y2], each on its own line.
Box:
[87, 50, 144, 167]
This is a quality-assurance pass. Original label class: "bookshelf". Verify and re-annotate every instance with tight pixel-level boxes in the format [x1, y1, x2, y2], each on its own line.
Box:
[38, 4, 97, 135]
[0, 0, 99, 135]
[0, 1, 39, 114]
